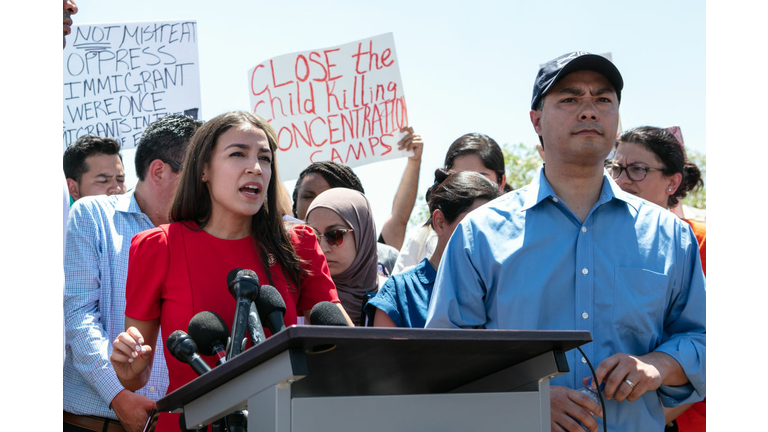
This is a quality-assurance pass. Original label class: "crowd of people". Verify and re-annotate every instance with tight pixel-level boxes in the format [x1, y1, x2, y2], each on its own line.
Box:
[62, 2, 705, 432]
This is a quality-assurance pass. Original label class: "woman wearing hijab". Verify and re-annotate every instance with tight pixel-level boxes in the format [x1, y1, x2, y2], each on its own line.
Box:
[304, 188, 383, 326]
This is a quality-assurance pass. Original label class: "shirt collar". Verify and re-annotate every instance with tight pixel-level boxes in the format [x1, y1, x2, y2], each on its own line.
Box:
[417, 257, 438, 285]
[520, 166, 640, 213]
[114, 189, 146, 215]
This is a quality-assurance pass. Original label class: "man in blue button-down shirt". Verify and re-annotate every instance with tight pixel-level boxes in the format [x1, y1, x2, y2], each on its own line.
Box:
[64, 114, 201, 432]
[425, 52, 705, 432]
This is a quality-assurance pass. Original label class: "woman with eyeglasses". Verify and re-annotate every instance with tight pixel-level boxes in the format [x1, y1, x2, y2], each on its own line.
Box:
[607, 126, 705, 273]
[366, 169, 501, 328]
[607, 126, 705, 432]
[304, 188, 384, 326]
[109, 111, 351, 432]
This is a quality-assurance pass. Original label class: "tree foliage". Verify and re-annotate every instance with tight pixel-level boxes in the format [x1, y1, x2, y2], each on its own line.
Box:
[502, 142, 543, 190]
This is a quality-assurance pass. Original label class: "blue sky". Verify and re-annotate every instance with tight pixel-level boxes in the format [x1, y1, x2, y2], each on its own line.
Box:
[66, 0, 706, 230]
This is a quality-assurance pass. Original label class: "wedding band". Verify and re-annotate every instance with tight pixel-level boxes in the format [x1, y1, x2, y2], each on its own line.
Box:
[624, 379, 635, 389]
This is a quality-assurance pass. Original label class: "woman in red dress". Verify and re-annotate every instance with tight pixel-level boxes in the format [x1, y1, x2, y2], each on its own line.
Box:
[110, 111, 350, 431]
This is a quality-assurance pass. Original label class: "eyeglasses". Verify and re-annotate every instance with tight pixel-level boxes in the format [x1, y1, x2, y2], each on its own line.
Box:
[161, 159, 184, 172]
[605, 161, 664, 182]
[315, 228, 354, 249]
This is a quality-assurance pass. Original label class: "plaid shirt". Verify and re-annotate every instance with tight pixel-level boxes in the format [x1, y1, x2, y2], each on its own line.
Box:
[63, 190, 169, 418]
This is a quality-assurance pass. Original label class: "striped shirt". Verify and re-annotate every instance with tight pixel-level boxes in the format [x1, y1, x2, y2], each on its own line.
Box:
[63, 190, 169, 418]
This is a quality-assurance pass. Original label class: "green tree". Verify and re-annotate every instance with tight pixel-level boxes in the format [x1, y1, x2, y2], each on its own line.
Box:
[502, 142, 543, 190]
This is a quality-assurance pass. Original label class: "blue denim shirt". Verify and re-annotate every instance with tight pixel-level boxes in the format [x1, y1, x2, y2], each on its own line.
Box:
[426, 168, 706, 432]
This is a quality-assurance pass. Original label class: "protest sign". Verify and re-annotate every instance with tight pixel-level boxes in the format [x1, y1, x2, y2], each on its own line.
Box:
[63, 20, 202, 150]
[248, 32, 410, 180]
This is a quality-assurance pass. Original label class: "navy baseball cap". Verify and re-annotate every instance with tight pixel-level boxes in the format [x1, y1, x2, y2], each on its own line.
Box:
[531, 51, 623, 110]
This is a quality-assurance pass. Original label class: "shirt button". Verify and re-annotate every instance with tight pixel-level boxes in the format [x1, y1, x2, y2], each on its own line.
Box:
[582, 268, 589, 275]
[149, 386, 155, 392]
[581, 357, 587, 364]
[552, 197, 559, 203]
[582, 312, 589, 319]
[581, 226, 587, 233]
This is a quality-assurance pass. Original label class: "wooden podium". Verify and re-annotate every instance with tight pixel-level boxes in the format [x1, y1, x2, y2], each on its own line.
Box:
[156, 326, 591, 432]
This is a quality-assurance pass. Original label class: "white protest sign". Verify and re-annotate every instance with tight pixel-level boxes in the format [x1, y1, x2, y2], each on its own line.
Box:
[248, 32, 410, 181]
[63, 20, 202, 150]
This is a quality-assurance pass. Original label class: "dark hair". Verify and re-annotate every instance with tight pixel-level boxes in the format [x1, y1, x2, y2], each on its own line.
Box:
[135, 114, 203, 181]
[443, 133, 506, 186]
[425, 169, 501, 226]
[170, 111, 305, 290]
[615, 126, 703, 207]
[63, 135, 122, 182]
[291, 161, 365, 217]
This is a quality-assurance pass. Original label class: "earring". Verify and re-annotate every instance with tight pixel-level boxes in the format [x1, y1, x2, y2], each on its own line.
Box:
[202, 174, 206, 182]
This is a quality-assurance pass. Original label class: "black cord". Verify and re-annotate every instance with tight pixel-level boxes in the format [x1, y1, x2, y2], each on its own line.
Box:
[577, 346, 608, 432]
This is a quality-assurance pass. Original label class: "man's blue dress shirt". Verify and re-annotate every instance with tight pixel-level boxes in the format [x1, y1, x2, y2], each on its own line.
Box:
[63, 191, 169, 419]
[425, 168, 706, 432]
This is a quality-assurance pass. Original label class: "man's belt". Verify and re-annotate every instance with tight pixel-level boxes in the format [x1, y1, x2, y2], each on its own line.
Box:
[63, 411, 127, 432]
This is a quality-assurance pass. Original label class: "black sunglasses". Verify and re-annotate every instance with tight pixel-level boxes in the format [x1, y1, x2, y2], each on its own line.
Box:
[316, 228, 354, 248]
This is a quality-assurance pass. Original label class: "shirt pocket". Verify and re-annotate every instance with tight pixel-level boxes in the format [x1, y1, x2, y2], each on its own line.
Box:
[613, 267, 668, 335]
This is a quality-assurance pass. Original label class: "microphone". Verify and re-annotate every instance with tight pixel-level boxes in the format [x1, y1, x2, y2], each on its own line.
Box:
[166, 330, 211, 376]
[247, 303, 267, 346]
[255, 284, 287, 335]
[309, 301, 350, 326]
[226, 268, 261, 360]
[188, 311, 229, 366]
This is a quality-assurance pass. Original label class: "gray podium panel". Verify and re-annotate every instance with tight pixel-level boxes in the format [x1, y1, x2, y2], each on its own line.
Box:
[157, 326, 591, 431]
[291, 390, 546, 431]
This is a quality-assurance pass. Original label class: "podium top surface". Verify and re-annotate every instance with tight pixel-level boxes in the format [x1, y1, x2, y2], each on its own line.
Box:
[157, 326, 591, 411]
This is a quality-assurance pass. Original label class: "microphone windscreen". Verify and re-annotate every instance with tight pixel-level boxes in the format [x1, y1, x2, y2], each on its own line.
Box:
[226, 268, 243, 287]
[256, 285, 287, 316]
[166, 329, 187, 351]
[309, 301, 349, 326]
[239, 269, 258, 279]
[228, 268, 260, 297]
[188, 311, 230, 356]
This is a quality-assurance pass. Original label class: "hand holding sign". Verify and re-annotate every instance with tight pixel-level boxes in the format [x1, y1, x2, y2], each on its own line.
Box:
[397, 126, 423, 162]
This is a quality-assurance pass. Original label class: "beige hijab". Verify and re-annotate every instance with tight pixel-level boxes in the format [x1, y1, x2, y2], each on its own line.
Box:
[306, 188, 378, 325]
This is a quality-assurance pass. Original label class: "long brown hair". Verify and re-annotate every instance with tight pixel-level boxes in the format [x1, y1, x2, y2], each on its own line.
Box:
[170, 111, 306, 290]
